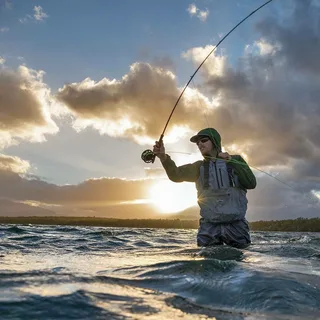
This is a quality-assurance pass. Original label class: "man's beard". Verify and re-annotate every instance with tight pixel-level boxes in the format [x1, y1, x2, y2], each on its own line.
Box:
[201, 147, 217, 158]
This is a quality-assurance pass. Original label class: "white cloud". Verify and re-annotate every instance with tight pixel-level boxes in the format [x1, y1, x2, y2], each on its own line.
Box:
[255, 39, 277, 55]
[198, 9, 209, 22]
[0, 27, 9, 33]
[19, 15, 32, 24]
[0, 154, 30, 174]
[245, 38, 281, 56]
[33, 5, 48, 21]
[19, 5, 48, 24]
[0, 56, 5, 65]
[56, 62, 214, 144]
[182, 45, 227, 77]
[187, 4, 197, 16]
[0, 65, 59, 149]
[187, 3, 209, 22]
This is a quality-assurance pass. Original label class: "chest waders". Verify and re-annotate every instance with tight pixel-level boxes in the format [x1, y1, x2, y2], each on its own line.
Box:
[196, 159, 248, 223]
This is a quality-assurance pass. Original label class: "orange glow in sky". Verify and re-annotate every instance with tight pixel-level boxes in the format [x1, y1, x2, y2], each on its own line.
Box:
[149, 180, 197, 213]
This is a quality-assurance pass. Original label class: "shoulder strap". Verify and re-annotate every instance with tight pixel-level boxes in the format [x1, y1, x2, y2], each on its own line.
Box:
[226, 162, 235, 187]
[203, 159, 210, 189]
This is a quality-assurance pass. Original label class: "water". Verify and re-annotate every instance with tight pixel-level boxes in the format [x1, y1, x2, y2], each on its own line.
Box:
[0, 224, 319, 320]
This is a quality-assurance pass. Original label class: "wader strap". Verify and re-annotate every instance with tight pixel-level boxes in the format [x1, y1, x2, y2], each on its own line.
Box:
[203, 159, 210, 189]
[227, 163, 234, 187]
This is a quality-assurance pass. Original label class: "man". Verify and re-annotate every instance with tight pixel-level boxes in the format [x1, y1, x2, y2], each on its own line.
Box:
[153, 128, 256, 248]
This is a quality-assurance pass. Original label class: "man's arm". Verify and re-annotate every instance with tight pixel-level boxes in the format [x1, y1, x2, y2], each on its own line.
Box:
[153, 140, 201, 183]
[230, 155, 257, 189]
[161, 155, 201, 183]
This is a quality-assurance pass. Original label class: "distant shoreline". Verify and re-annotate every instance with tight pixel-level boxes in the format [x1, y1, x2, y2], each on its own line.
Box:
[0, 216, 319, 232]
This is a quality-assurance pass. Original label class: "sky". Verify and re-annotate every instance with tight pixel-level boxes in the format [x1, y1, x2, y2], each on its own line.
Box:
[0, 0, 320, 221]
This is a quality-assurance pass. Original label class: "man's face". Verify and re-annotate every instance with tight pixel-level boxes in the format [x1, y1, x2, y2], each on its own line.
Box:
[196, 136, 214, 156]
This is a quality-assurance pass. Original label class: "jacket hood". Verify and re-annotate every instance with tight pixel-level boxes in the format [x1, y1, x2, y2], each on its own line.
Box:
[190, 128, 221, 151]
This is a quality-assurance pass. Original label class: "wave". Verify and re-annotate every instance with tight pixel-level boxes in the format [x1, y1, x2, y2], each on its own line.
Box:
[1, 259, 319, 319]
[2, 226, 27, 234]
[0, 226, 319, 319]
[9, 235, 42, 242]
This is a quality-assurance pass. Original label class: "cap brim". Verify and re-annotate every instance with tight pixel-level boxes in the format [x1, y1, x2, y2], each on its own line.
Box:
[190, 134, 210, 143]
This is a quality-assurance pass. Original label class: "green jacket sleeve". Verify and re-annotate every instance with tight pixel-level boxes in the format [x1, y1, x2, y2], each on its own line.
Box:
[230, 155, 257, 189]
[160, 155, 202, 183]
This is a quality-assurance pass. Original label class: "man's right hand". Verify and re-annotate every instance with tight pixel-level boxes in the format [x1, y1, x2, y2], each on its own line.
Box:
[153, 140, 167, 162]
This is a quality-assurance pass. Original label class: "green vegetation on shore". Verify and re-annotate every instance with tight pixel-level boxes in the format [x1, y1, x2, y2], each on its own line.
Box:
[0, 216, 319, 232]
[250, 217, 320, 232]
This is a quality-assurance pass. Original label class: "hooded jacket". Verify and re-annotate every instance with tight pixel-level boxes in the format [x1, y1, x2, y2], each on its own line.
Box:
[161, 128, 256, 222]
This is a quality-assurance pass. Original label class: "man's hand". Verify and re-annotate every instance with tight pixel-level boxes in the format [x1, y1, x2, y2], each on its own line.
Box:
[218, 152, 232, 161]
[153, 140, 167, 162]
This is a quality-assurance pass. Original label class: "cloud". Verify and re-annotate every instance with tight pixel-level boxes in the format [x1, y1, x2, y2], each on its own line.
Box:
[0, 199, 56, 217]
[0, 154, 30, 173]
[255, 0, 320, 75]
[0, 163, 318, 220]
[0, 56, 5, 64]
[54, 0, 320, 215]
[19, 16, 31, 24]
[55, 0, 320, 184]
[187, 4, 197, 15]
[177, 0, 320, 206]
[136, 47, 176, 72]
[187, 3, 209, 22]
[197, 9, 209, 22]
[246, 170, 320, 221]
[245, 38, 280, 56]
[0, 168, 154, 206]
[182, 45, 227, 77]
[180, 0, 320, 186]
[0, 27, 9, 33]
[144, 167, 166, 178]
[33, 5, 48, 21]
[0, 159, 166, 218]
[57, 62, 211, 144]
[19, 5, 48, 23]
[0, 65, 59, 148]
[151, 56, 175, 73]
[254, 39, 279, 56]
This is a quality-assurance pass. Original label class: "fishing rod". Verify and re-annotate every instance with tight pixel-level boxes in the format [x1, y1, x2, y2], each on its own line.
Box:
[141, 0, 274, 164]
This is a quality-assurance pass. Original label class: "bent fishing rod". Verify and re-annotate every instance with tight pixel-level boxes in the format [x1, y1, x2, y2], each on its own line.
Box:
[141, 0, 274, 164]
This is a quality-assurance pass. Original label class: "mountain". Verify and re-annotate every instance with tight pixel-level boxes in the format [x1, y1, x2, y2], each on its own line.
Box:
[167, 206, 199, 220]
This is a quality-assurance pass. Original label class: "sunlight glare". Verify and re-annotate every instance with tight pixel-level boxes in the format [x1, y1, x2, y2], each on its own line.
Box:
[311, 190, 320, 201]
[149, 180, 197, 213]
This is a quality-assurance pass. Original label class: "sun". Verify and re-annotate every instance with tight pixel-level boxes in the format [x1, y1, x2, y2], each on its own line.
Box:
[149, 180, 197, 213]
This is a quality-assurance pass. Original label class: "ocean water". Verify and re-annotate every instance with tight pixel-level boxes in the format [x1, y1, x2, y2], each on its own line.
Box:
[0, 224, 319, 320]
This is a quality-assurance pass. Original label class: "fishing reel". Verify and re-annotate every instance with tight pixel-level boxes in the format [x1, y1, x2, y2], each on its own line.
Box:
[141, 134, 163, 164]
[141, 149, 156, 163]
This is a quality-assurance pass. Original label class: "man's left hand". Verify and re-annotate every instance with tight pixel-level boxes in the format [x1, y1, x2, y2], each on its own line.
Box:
[218, 152, 232, 161]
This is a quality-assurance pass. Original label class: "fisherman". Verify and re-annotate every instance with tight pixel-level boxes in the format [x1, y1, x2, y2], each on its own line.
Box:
[153, 128, 257, 248]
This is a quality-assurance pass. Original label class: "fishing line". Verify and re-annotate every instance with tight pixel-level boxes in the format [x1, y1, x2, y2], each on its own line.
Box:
[141, 0, 274, 164]
[209, 156, 293, 189]
[167, 151, 193, 155]
[166, 150, 293, 189]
